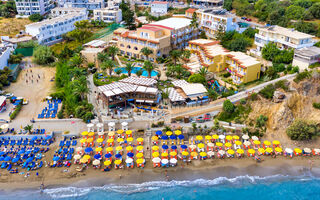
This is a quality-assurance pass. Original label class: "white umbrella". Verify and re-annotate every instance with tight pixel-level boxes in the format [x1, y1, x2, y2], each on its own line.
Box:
[121, 121, 128, 126]
[97, 123, 103, 128]
[152, 157, 161, 163]
[87, 123, 94, 128]
[189, 145, 196, 150]
[76, 147, 83, 152]
[46, 96, 52, 100]
[161, 159, 169, 164]
[304, 148, 311, 153]
[98, 132, 105, 136]
[92, 159, 100, 165]
[73, 154, 81, 160]
[170, 158, 177, 164]
[219, 135, 225, 139]
[108, 122, 115, 126]
[242, 135, 249, 140]
[17, 97, 24, 100]
[207, 151, 215, 156]
[285, 148, 293, 154]
[218, 150, 225, 155]
[207, 143, 214, 147]
[314, 149, 320, 153]
[0, 124, 9, 129]
[251, 136, 259, 141]
[126, 158, 133, 164]
[243, 141, 251, 146]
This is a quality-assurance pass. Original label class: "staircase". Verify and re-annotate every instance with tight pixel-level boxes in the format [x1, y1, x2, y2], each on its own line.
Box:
[186, 54, 202, 73]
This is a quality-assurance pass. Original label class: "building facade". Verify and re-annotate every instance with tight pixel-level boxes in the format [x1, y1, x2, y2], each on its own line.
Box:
[292, 46, 320, 71]
[191, 0, 223, 8]
[113, 17, 199, 61]
[25, 13, 88, 45]
[187, 39, 261, 85]
[51, 7, 88, 17]
[15, 0, 54, 16]
[0, 45, 14, 70]
[93, 7, 122, 23]
[150, 1, 169, 15]
[57, 0, 105, 10]
[254, 25, 316, 56]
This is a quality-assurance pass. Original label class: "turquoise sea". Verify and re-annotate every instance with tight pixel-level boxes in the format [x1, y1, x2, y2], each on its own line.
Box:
[1, 174, 320, 200]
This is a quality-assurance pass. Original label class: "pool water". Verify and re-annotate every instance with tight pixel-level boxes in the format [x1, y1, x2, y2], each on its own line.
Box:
[114, 67, 158, 77]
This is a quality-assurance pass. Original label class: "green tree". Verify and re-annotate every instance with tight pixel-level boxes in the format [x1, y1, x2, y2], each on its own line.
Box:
[28, 13, 43, 22]
[187, 73, 206, 84]
[72, 80, 89, 100]
[143, 60, 156, 78]
[125, 62, 134, 76]
[140, 47, 153, 60]
[223, 99, 235, 113]
[197, 67, 208, 78]
[97, 52, 109, 63]
[108, 46, 119, 61]
[308, 3, 320, 19]
[206, 88, 218, 100]
[24, 124, 33, 134]
[0, 1, 17, 17]
[223, 0, 233, 11]
[68, 53, 83, 68]
[8, 53, 23, 64]
[102, 59, 115, 76]
[169, 50, 182, 65]
[136, 68, 143, 77]
[285, 5, 304, 20]
[262, 43, 280, 61]
[190, 12, 198, 30]
[256, 115, 268, 128]
[287, 119, 319, 140]
[33, 45, 54, 65]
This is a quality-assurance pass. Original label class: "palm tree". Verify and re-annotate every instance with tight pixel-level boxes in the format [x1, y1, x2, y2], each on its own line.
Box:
[71, 68, 86, 79]
[73, 80, 89, 100]
[136, 68, 143, 77]
[69, 53, 83, 67]
[102, 59, 115, 76]
[198, 67, 208, 78]
[190, 12, 199, 30]
[169, 50, 182, 65]
[24, 124, 33, 134]
[143, 60, 156, 78]
[115, 68, 122, 76]
[174, 65, 184, 79]
[125, 63, 134, 77]
[140, 47, 153, 60]
[182, 50, 191, 61]
[108, 46, 119, 61]
[97, 52, 108, 63]
[206, 88, 218, 100]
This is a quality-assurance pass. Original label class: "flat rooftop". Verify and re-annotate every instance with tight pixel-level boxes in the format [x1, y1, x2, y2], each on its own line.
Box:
[150, 17, 191, 30]
[227, 51, 260, 67]
[26, 13, 84, 29]
[258, 25, 315, 39]
[295, 46, 320, 57]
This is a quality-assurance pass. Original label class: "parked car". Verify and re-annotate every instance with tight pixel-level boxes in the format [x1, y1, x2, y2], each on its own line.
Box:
[246, 18, 252, 21]
[241, 17, 247, 20]
[5, 93, 13, 99]
[204, 113, 211, 121]
[196, 116, 204, 123]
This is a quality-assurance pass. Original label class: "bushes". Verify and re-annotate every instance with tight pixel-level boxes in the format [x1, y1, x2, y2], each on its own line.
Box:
[313, 102, 320, 110]
[287, 119, 319, 140]
[259, 84, 275, 99]
[223, 99, 235, 113]
[28, 14, 43, 22]
[33, 45, 55, 65]
[10, 103, 22, 120]
[294, 71, 311, 83]
[274, 80, 289, 91]
[262, 43, 294, 64]
[187, 74, 206, 84]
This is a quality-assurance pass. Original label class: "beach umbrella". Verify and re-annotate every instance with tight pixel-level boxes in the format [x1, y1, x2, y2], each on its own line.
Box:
[285, 148, 293, 154]
[253, 140, 261, 145]
[152, 152, 160, 158]
[218, 150, 225, 155]
[83, 155, 91, 160]
[85, 147, 93, 153]
[127, 137, 134, 142]
[98, 132, 104, 136]
[265, 148, 273, 153]
[200, 152, 207, 157]
[136, 158, 144, 164]
[205, 135, 212, 140]
[166, 131, 173, 136]
[126, 146, 133, 151]
[76, 147, 83, 152]
[235, 141, 242, 146]
[107, 139, 114, 143]
[242, 135, 249, 140]
[152, 146, 159, 151]
[104, 153, 112, 158]
[161, 152, 168, 157]
[108, 131, 115, 137]
[52, 156, 59, 161]
[116, 146, 123, 151]
[88, 132, 95, 137]
[4, 156, 11, 161]
[18, 149, 25, 155]
[198, 143, 205, 149]
[95, 147, 102, 152]
[275, 147, 283, 153]
[87, 138, 93, 143]
[92, 160, 100, 166]
[212, 135, 219, 140]
[45, 135, 52, 140]
[136, 146, 144, 151]
[252, 136, 259, 141]
[115, 154, 122, 159]
[227, 149, 234, 155]
[162, 145, 169, 150]
[207, 151, 215, 157]
[104, 160, 111, 166]
[219, 135, 225, 140]
[0, 124, 9, 129]
[12, 157, 19, 163]
[304, 148, 311, 153]
[74, 155, 81, 160]
[126, 158, 133, 164]
[161, 135, 168, 140]
[80, 158, 88, 164]
[243, 141, 251, 146]
[226, 135, 232, 141]
[96, 138, 104, 143]
[272, 140, 280, 145]
[258, 148, 265, 154]
[117, 130, 124, 134]
[182, 151, 189, 156]
[136, 153, 144, 158]
[80, 139, 87, 143]
[161, 159, 168, 165]
[127, 152, 134, 157]
[117, 138, 124, 143]
[314, 149, 320, 154]
[171, 145, 177, 150]
[207, 143, 214, 147]
[170, 158, 177, 164]
[236, 149, 244, 154]
[191, 152, 198, 157]
[216, 142, 223, 147]
[189, 145, 196, 150]
[26, 150, 32, 155]
[263, 140, 271, 146]
[152, 136, 158, 141]
[174, 130, 182, 135]
[155, 130, 162, 136]
[178, 135, 185, 140]
[170, 151, 177, 156]
[152, 157, 161, 163]
[0, 152, 5, 156]
[170, 135, 177, 140]
[225, 142, 232, 147]
[248, 149, 255, 154]
[31, 136, 37, 141]
[196, 135, 203, 141]
[106, 147, 113, 152]
[233, 135, 240, 140]
[94, 154, 101, 159]
[81, 131, 88, 136]
[181, 145, 187, 149]
[137, 138, 144, 143]
[0, 157, 4, 161]
[126, 130, 132, 135]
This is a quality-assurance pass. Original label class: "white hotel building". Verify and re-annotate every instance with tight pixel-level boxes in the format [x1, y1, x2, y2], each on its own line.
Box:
[57, 0, 105, 10]
[25, 13, 88, 45]
[15, 0, 54, 16]
[93, 7, 122, 23]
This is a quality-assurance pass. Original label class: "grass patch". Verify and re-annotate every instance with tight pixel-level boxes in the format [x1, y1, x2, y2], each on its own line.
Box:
[93, 72, 127, 86]
[0, 18, 32, 37]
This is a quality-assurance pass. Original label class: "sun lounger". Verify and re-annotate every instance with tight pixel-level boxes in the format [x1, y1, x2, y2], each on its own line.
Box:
[1, 162, 8, 169]
[72, 140, 77, 146]
[7, 163, 12, 171]
[66, 141, 71, 147]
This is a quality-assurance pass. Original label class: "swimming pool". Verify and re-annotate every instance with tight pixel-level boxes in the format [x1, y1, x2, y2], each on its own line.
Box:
[114, 67, 158, 77]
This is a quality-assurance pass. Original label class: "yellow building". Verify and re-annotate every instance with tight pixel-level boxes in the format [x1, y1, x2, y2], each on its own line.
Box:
[113, 17, 199, 61]
[187, 39, 261, 85]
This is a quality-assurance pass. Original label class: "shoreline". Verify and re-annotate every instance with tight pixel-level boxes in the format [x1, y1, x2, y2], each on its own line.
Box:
[1, 157, 319, 192]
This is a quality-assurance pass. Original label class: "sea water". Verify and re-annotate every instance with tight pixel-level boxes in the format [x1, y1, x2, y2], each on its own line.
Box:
[1, 174, 320, 200]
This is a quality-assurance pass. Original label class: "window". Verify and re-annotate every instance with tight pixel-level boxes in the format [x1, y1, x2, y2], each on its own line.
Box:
[127, 45, 131, 49]
[134, 47, 138, 50]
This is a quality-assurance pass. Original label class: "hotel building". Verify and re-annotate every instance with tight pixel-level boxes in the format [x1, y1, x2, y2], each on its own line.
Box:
[57, 0, 105, 10]
[93, 7, 122, 23]
[51, 7, 88, 17]
[15, 0, 54, 16]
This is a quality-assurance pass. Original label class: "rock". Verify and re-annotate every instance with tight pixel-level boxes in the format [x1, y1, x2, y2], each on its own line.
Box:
[273, 91, 286, 103]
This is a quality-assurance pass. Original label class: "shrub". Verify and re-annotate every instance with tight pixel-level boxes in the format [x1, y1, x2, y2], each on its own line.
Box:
[223, 72, 231, 78]
[33, 45, 55, 65]
[313, 102, 320, 109]
[57, 110, 64, 119]
[250, 92, 258, 101]
[274, 80, 289, 91]
[29, 13, 43, 22]
[240, 98, 246, 105]
[223, 99, 235, 113]
[10, 103, 22, 120]
[259, 84, 275, 99]
[294, 71, 311, 83]
[287, 119, 319, 140]
[188, 74, 206, 84]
